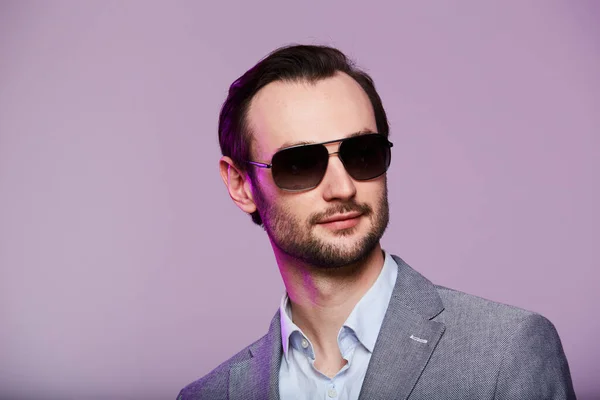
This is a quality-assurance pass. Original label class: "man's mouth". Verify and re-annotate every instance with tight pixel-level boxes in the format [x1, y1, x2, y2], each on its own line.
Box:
[318, 212, 362, 224]
[317, 212, 363, 229]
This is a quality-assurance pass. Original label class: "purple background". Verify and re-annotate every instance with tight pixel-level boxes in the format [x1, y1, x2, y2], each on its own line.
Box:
[1, 1, 598, 399]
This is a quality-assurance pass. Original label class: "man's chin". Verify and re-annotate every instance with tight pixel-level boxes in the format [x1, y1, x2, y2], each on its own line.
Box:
[309, 246, 377, 270]
[307, 237, 379, 268]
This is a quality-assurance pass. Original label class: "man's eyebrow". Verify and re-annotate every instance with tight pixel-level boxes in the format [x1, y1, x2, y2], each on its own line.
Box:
[275, 128, 377, 152]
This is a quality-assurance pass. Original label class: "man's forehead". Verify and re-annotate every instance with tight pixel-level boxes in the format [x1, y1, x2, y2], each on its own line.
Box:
[246, 74, 376, 157]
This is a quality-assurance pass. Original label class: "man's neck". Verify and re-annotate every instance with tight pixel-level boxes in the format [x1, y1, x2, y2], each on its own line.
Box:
[276, 244, 385, 372]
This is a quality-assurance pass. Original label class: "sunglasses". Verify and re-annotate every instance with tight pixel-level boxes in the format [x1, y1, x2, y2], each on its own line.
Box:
[246, 133, 393, 191]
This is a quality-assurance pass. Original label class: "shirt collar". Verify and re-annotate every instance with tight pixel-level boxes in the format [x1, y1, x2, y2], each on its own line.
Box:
[342, 250, 398, 352]
[279, 294, 301, 362]
[279, 251, 398, 359]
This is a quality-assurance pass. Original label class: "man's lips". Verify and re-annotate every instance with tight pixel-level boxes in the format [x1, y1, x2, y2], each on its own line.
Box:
[317, 212, 362, 224]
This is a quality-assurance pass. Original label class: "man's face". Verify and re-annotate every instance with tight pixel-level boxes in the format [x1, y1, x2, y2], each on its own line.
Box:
[246, 73, 389, 269]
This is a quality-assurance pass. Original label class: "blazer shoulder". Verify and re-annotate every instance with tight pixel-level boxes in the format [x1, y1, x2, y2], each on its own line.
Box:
[434, 284, 543, 323]
[432, 284, 570, 344]
[428, 286, 575, 398]
[176, 334, 268, 400]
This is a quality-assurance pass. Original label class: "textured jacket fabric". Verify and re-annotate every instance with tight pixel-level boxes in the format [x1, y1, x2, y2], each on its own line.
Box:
[178, 255, 576, 399]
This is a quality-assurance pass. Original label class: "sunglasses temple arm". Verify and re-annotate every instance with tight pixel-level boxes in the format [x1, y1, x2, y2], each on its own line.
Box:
[246, 161, 272, 169]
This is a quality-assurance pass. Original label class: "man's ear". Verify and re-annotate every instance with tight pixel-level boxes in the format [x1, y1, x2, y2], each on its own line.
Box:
[219, 156, 257, 215]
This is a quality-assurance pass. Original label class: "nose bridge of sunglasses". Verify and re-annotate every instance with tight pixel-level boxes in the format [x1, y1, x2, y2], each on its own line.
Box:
[323, 150, 348, 177]
[322, 140, 342, 153]
[323, 145, 341, 161]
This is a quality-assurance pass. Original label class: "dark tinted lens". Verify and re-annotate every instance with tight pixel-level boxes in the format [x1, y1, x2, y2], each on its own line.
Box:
[339, 134, 391, 180]
[271, 144, 329, 190]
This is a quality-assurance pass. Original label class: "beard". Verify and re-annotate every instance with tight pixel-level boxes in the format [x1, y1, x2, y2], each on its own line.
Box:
[253, 181, 389, 269]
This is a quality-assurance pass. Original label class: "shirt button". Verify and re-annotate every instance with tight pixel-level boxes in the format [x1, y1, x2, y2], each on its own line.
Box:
[328, 387, 337, 398]
[301, 338, 309, 349]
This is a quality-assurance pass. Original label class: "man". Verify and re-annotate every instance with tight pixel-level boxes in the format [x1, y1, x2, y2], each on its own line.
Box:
[178, 45, 575, 399]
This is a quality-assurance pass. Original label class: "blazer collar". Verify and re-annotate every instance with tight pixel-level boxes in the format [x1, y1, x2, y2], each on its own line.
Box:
[228, 312, 282, 400]
[228, 254, 445, 400]
[358, 255, 446, 400]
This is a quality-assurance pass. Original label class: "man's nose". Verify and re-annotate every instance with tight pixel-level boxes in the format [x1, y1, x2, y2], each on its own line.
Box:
[320, 153, 357, 201]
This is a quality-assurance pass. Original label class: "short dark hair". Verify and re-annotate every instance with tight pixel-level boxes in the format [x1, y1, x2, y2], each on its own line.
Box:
[218, 44, 390, 226]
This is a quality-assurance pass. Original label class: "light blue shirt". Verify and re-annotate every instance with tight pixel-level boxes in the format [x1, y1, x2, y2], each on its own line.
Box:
[278, 251, 398, 400]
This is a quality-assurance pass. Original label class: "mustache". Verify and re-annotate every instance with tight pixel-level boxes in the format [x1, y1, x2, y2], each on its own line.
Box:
[308, 201, 373, 225]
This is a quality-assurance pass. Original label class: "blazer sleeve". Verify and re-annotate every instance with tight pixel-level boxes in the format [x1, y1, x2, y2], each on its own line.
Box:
[494, 313, 576, 399]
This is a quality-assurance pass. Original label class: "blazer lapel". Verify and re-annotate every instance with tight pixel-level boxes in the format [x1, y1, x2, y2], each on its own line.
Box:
[358, 255, 446, 400]
[229, 312, 282, 400]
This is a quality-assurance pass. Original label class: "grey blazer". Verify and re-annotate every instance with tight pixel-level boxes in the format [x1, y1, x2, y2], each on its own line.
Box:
[178, 255, 576, 399]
